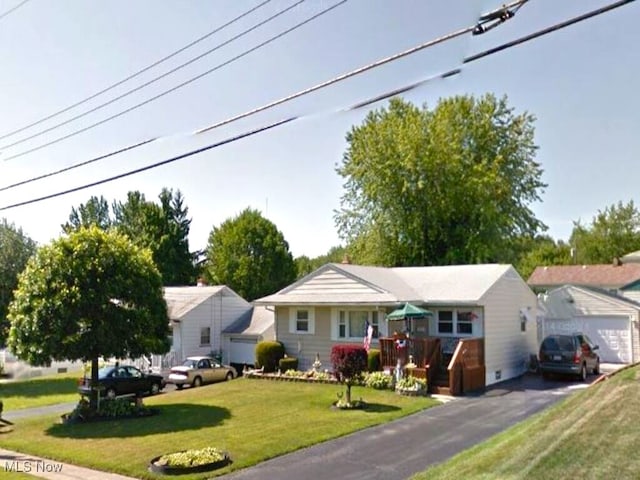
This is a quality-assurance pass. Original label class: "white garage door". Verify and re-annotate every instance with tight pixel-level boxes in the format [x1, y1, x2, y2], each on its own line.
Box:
[229, 338, 257, 365]
[544, 316, 631, 363]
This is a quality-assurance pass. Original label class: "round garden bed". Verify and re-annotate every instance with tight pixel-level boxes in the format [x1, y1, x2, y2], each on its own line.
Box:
[149, 447, 230, 475]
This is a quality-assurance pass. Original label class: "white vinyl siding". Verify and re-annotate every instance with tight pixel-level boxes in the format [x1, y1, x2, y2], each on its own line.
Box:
[175, 287, 252, 363]
[482, 268, 538, 386]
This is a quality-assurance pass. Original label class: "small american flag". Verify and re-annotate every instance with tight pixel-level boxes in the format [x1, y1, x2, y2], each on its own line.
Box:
[363, 320, 374, 352]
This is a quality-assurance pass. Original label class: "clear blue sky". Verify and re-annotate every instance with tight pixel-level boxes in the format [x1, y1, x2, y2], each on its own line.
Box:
[0, 0, 638, 258]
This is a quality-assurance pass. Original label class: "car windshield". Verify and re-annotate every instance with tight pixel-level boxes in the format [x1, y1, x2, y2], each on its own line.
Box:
[181, 359, 198, 368]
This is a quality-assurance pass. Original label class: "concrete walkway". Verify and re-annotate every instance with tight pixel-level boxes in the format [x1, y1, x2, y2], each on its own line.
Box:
[0, 449, 138, 479]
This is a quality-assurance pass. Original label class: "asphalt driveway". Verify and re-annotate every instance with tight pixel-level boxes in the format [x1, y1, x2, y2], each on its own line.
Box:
[220, 373, 600, 480]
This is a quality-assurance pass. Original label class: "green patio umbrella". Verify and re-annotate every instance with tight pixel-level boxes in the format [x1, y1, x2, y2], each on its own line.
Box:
[385, 302, 433, 321]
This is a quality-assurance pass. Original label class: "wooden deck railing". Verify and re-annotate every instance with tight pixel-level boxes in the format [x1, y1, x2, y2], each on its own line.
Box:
[379, 337, 439, 373]
[448, 337, 485, 396]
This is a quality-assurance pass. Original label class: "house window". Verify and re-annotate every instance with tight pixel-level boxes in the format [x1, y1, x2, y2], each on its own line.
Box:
[289, 308, 315, 334]
[438, 310, 453, 334]
[457, 311, 474, 335]
[296, 310, 309, 332]
[335, 310, 379, 340]
[200, 327, 211, 346]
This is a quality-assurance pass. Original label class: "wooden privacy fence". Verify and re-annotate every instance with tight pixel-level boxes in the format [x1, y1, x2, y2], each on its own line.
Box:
[379, 337, 440, 377]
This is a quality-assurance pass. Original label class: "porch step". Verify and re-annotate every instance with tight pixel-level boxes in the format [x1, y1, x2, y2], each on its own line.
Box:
[430, 385, 452, 395]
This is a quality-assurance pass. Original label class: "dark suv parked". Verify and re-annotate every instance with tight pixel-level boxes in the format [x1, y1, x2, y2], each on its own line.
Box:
[539, 333, 600, 381]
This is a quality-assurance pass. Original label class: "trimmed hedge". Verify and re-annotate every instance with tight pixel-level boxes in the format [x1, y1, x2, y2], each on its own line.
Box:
[367, 349, 381, 372]
[255, 341, 285, 373]
[278, 357, 298, 371]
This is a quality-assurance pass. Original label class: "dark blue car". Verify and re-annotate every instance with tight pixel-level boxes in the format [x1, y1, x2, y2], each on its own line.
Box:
[78, 365, 165, 399]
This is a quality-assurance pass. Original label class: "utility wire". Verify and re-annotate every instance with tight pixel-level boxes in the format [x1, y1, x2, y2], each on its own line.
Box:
[192, 0, 527, 134]
[0, 0, 307, 152]
[0, 0, 30, 22]
[0, 0, 516, 189]
[0, 0, 273, 141]
[1, 0, 631, 211]
[0, 138, 157, 193]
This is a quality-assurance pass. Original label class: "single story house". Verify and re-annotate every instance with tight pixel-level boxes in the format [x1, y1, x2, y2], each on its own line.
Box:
[222, 305, 275, 370]
[538, 285, 640, 364]
[254, 262, 538, 389]
[154, 285, 253, 369]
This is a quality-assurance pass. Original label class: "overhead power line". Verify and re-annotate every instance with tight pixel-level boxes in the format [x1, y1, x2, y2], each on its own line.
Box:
[0, 0, 521, 190]
[0, 0, 347, 162]
[1, 0, 632, 211]
[0, 0, 309, 153]
[0, 0, 30, 22]
[0, 0, 273, 141]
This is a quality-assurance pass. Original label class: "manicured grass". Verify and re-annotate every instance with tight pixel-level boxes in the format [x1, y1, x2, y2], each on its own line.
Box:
[1, 378, 439, 479]
[1, 472, 39, 479]
[413, 366, 640, 480]
[0, 371, 83, 411]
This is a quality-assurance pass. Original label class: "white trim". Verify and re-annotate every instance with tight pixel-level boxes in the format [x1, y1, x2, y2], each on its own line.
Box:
[289, 307, 315, 334]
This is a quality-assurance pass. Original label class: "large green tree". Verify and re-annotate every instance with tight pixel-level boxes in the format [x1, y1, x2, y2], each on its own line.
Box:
[335, 95, 547, 266]
[294, 245, 347, 279]
[514, 235, 573, 280]
[0, 219, 36, 345]
[569, 200, 640, 264]
[63, 189, 197, 285]
[205, 208, 296, 301]
[7, 226, 169, 408]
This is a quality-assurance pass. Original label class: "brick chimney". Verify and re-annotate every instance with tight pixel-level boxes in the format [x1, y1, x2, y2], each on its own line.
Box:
[341, 254, 351, 265]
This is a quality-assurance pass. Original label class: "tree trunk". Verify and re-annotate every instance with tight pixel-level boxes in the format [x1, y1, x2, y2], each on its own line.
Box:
[89, 357, 99, 411]
[345, 382, 352, 405]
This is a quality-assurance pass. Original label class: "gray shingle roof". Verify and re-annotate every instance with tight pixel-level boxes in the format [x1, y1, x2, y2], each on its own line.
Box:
[223, 306, 274, 336]
[255, 263, 515, 306]
[163, 286, 226, 319]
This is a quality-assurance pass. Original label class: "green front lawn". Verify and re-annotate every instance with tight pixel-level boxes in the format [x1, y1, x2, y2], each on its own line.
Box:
[0, 371, 83, 411]
[413, 366, 640, 480]
[1, 378, 438, 479]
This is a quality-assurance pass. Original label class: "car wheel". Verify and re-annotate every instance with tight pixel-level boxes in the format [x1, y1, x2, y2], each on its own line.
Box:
[105, 388, 117, 399]
[225, 372, 233, 381]
[579, 364, 587, 382]
[192, 376, 202, 388]
[150, 383, 161, 395]
[593, 360, 600, 376]
[176, 384, 184, 390]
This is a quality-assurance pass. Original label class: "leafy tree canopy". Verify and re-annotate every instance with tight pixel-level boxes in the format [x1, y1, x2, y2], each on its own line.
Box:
[205, 208, 296, 301]
[294, 245, 347, 279]
[569, 200, 640, 265]
[63, 188, 197, 285]
[335, 95, 547, 266]
[514, 235, 573, 280]
[0, 219, 36, 345]
[7, 226, 170, 366]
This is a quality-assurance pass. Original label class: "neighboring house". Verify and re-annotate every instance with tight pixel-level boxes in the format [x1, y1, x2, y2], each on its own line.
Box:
[538, 285, 640, 364]
[156, 286, 253, 369]
[254, 263, 537, 388]
[222, 306, 275, 369]
[528, 263, 640, 293]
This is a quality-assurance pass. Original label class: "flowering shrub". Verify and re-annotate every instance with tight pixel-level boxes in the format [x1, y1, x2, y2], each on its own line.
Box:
[157, 447, 226, 468]
[364, 371, 393, 390]
[396, 376, 427, 392]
